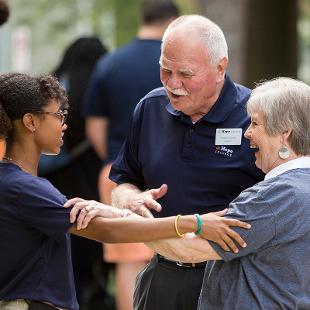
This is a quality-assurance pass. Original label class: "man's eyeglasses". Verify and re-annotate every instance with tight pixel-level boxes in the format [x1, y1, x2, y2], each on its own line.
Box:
[35, 110, 68, 125]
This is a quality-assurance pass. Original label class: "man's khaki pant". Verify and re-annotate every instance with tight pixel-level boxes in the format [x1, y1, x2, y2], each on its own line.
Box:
[0, 299, 28, 310]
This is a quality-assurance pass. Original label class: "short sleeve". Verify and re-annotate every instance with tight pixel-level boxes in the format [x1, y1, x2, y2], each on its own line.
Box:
[109, 100, 147, 190]
[15, 176, 72, 241]
[209, 182, 276, 261]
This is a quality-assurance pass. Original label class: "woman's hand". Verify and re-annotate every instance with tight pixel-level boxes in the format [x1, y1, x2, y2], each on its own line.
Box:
[200, 209, 251, 253]
[64, 198, 131, 230]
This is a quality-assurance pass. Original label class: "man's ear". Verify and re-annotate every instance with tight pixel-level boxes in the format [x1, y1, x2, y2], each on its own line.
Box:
[216, 57, 228, 83]
[22, 113, 36, 133]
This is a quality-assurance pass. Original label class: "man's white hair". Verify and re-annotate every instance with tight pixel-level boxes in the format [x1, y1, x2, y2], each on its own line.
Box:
[162, 15, 228, 65]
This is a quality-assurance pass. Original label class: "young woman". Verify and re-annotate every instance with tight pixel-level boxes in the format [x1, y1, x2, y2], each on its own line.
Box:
[0, 73, 249, 310]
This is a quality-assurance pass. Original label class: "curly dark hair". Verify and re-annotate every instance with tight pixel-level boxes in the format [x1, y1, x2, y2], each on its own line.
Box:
[0, 0, 9, 26]
[0, 73, 68, 138]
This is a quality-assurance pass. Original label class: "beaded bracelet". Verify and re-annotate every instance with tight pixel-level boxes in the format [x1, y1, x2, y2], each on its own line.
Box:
[194, 213, 202, 235]
[174, 214, 185, 237]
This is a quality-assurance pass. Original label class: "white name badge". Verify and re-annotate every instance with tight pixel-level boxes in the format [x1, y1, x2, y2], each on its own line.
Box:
[215, 128, 242, 145]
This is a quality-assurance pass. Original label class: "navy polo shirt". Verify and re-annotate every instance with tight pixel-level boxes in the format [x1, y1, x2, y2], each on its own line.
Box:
[83, 38, 162, 161]
[110, 76, 264, 217]
[0, 163, 78, 310]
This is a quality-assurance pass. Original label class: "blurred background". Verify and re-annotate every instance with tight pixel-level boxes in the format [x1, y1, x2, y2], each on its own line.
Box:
[1, 0, 309, 86]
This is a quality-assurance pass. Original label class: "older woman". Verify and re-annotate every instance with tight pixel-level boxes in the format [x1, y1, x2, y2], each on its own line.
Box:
[70, 77, 310, 309]
[166, 77, 310, 309]
[0, 73, 249, 310]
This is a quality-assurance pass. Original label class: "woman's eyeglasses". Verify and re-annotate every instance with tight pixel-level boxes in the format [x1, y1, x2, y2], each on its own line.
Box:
[35, 110, 68, 125]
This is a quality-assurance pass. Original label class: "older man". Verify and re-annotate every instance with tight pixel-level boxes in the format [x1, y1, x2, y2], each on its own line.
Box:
[110, 15, 263, 310]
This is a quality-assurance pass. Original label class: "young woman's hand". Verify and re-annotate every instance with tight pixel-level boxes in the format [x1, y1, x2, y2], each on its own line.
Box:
[200, 209, 251, 253]
[64, 198, 131, 230]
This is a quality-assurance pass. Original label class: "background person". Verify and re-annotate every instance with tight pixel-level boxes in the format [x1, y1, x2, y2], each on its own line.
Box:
[0, 0, 9, 26]
[83, 1, 179, 309]
[0, 106, 10, 158]
[109, 15, 264, 310]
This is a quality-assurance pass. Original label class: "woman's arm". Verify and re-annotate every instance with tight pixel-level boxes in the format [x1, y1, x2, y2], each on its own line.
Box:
[69, 214, 198, 243]
[66, 198, 250, 253]
[147, 234, 222, 262]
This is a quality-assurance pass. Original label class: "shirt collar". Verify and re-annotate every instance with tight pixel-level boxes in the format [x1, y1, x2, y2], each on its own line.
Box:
[201, 75, 237, 123]
[165, 75, 237, 124]
[265, 156, 310, 180]
[165, 102, 181, 116]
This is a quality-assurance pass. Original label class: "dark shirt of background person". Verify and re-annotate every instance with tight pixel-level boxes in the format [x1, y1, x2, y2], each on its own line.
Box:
[0, 0, 9, 26]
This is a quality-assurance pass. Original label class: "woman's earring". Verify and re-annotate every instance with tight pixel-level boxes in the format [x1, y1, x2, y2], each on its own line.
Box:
[278, 146, 290, 159]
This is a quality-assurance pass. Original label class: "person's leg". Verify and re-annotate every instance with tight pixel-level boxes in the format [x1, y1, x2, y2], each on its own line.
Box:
[116, 262, 146, 310]
[99, 164, 153, 310]
[98, 163, 116, 205]
[134, 256, 205, 310]
[0, 139, 6, 159]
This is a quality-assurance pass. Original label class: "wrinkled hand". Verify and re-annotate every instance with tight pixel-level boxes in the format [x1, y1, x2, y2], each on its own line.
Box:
[125, 184, 168, 218]
[64, 198, 131, 230]
[200, 209, 251, 253]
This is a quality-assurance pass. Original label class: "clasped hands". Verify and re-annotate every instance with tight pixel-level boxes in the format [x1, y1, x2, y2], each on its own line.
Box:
[64, 183, 250, 253]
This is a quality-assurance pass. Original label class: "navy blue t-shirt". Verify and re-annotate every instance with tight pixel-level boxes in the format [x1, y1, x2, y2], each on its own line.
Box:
[83, 38, 162, 161]
[110, 76, 264, 216]
[0, 163, 78, 310]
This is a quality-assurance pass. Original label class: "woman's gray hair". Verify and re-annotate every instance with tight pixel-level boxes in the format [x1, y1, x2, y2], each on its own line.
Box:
[247, 77, 310, 155]
[162, 15, 228, 65]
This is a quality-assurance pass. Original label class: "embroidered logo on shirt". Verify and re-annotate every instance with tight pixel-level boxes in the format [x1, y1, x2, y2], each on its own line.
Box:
[215, 146, 234, 157]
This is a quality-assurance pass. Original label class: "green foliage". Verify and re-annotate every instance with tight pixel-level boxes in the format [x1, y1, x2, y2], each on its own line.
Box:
[6, 0, 200, 73]
[114, 0, 140, 47]
[9, 0, 115, 73]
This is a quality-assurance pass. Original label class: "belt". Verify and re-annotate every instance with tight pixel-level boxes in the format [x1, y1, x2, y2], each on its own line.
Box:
[156, 254, 207, 268]
[27, 300, 61, 310]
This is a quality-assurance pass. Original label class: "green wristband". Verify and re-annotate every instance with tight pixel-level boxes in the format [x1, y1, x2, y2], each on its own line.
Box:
[194, 213, 202, 235]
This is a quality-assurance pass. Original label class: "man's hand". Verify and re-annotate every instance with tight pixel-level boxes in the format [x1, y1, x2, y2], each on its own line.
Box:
[64, 198, 131, 230]
[120, 184, 168, 218]
[200, 209, 251, 253]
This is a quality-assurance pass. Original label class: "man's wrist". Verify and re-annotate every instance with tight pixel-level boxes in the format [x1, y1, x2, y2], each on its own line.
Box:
[112, 185, 142, 209]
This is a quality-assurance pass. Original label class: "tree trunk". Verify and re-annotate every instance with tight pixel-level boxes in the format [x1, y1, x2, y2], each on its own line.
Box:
[197, 0, 248, 84]
[245, 0, 297, 87]
[195, 0, 297, 87]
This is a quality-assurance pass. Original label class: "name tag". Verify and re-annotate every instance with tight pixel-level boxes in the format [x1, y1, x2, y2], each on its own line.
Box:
[215, 128, 242, 145]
